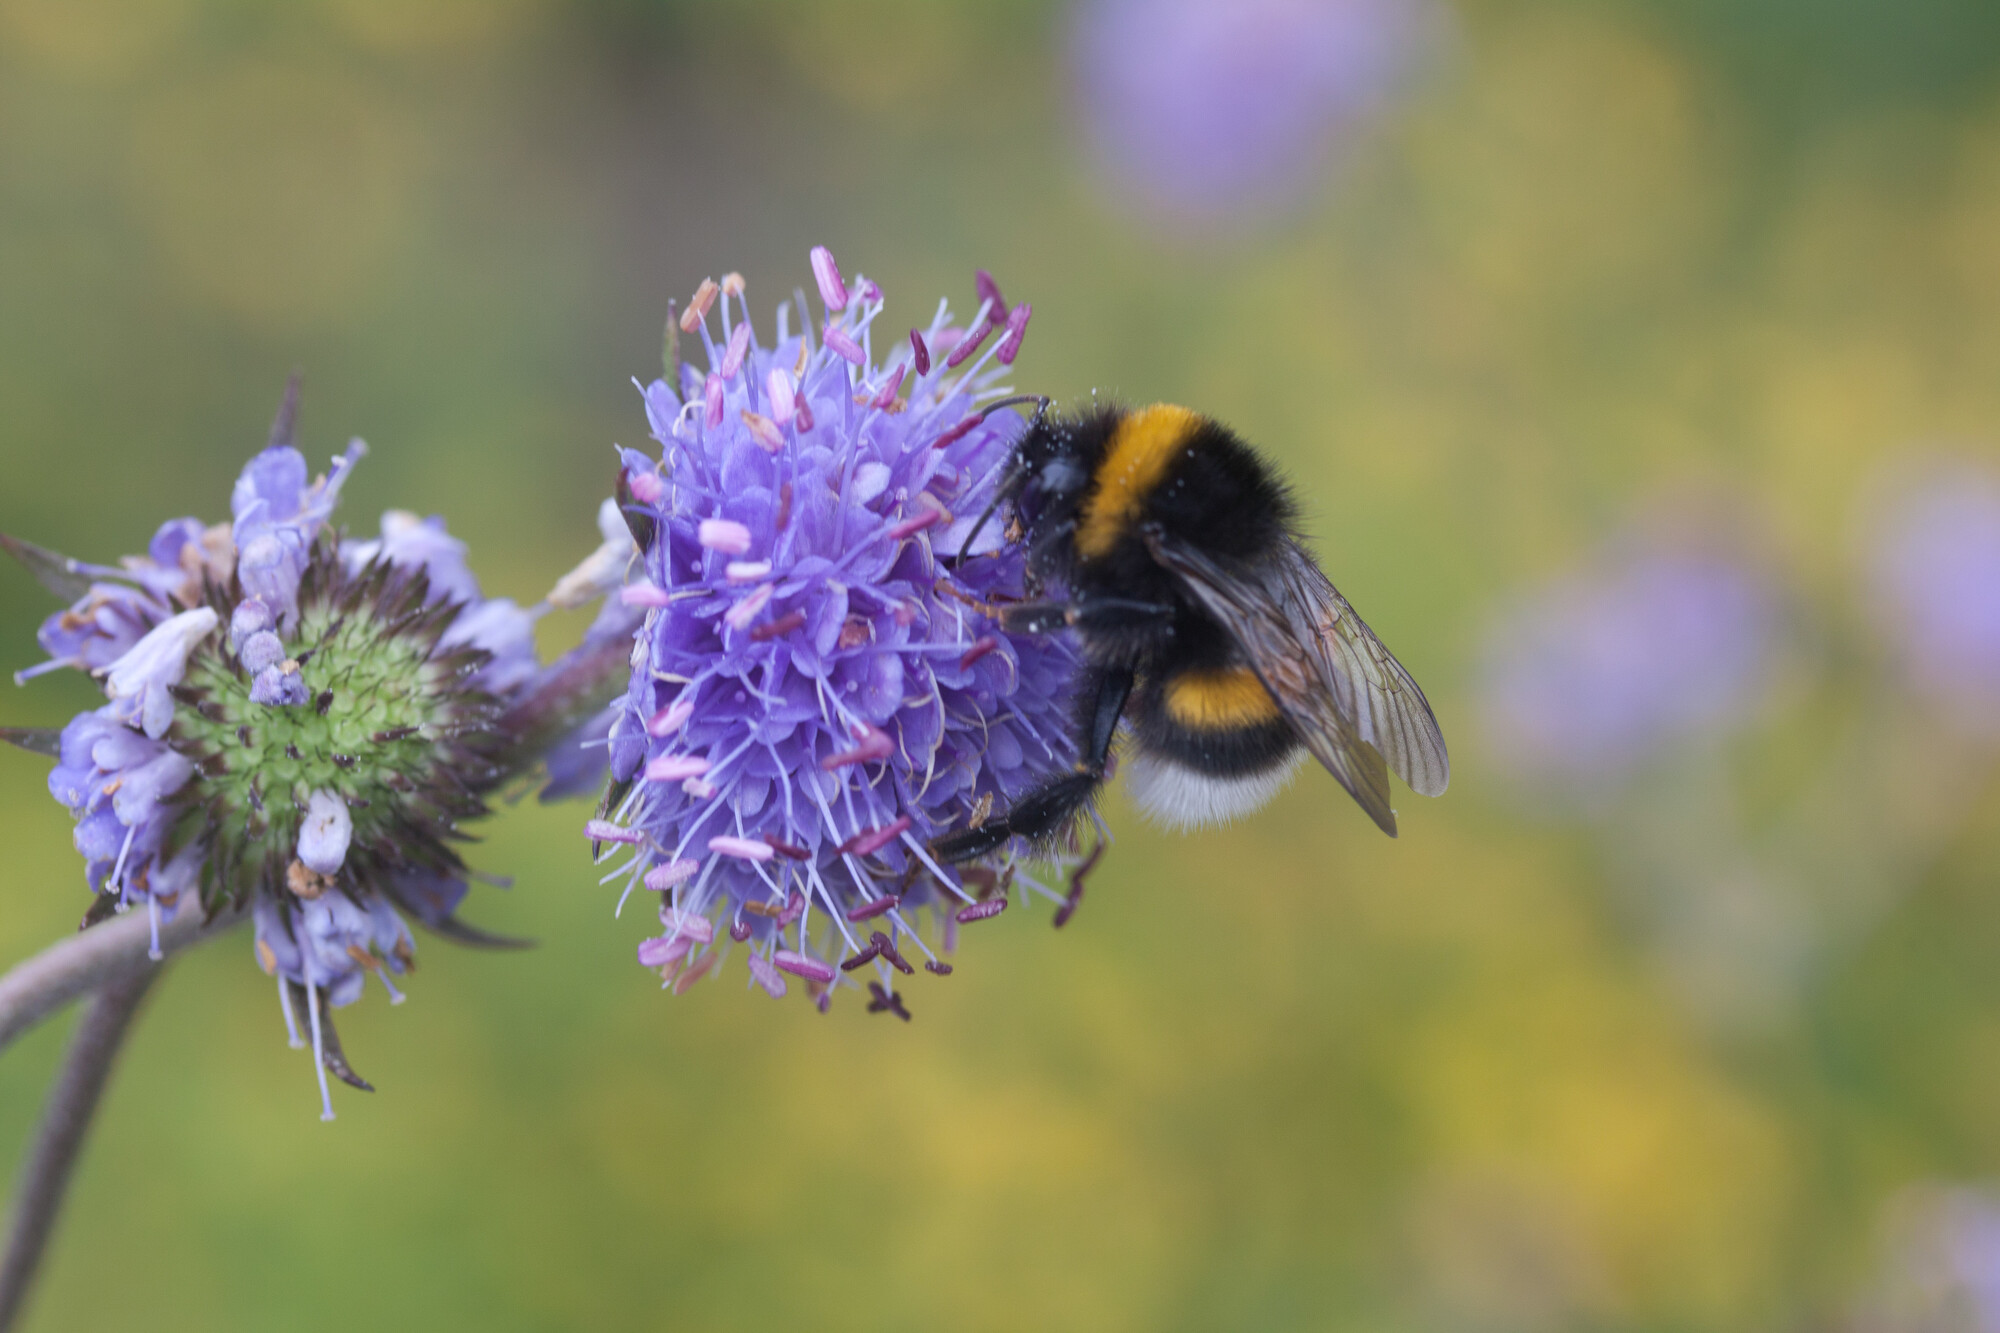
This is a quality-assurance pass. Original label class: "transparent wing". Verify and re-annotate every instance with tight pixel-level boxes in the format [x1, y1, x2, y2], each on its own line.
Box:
[1267, 538, 1449, 796]
[1145, 531, 1450, 835]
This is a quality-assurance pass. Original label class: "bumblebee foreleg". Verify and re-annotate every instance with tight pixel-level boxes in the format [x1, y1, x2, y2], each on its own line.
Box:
[934, 666, 1134, 863]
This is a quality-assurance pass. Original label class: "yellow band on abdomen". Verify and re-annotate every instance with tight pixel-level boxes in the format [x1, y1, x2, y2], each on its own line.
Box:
[1163, 666, 1282, 730]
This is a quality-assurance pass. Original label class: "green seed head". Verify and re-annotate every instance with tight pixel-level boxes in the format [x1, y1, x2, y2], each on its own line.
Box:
[170, 546, 509, 912]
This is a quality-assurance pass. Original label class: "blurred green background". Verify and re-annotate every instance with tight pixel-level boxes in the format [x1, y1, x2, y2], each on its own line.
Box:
[5, 0, 2000, 1328]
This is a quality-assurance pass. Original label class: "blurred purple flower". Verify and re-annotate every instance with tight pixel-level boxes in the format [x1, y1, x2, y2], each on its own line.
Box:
[1479, 546, 1778, 799]
[1869, 463, 2000, 732]
[1860, 1186, 2000, 1333]
[8, 384, 631, 1118]
[591, 248, 1088, 1011]
[1072, 0, 1434, 225]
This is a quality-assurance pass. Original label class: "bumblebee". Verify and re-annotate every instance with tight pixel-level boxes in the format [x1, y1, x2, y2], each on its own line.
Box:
[934, 401, 1449, 862]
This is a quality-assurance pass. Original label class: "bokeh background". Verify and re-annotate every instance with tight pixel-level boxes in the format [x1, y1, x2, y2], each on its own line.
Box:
[5, 0, 2000, 1328]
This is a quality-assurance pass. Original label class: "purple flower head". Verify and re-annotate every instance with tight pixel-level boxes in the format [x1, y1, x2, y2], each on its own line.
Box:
[1478, 539, 1779, 803]
[1868, 461, 2000, 733]
[1072, 0, 1437, 226]
[1861, 1186, 2000, 1333]
[7, 381, 635, 1118]
[589, 249, 1090, 1011]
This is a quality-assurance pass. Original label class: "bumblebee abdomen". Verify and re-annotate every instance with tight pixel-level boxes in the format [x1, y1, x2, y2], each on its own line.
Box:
[1130, 663, 1299, 780]
[1126, 664, 1305, 829]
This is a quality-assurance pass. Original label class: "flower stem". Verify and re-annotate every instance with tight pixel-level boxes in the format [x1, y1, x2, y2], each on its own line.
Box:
[0, 904, 245, 1057]
[0, 968, 160, 1332]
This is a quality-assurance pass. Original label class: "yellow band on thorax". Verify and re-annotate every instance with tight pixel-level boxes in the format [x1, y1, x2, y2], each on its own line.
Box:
[1074, 404, 1199, 559]
[1164, 666, 1282, 730]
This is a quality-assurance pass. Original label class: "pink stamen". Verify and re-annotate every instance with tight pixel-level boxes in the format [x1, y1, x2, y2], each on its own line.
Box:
[645, 858, 700, 890]
[671, 955, 716, 995]
[871, 364, 906, 410]
[945, 303, 994, 368]
[775, 891, 805, 929]
[774, 950, 835, 983]
[847, 894, 900, 922]
[720, 321, 751, 378]
[627, 470, 664, 504]
[725, 560, 771, 583]
[638, 935, 691, 970]
[870, 931, 914, 975]
[976, 269, 1008, 317]
[647, 698, 695, 737]
[585, 820, 641, 844]
[809, 245, 847, 312]
[959, 636, 1000, 670]
[794, 396, 815, 432]
[839, 942, 882, 971]
[698, 519, 752, 555]
[866, 982, 911, 1021]
[621, 583, 672, 608]
[909, 329, 931, 375]
[723, 583, 774, 631]
[930, 412, 981, 450]
[760, 834, 810, 860]
[750, 609, 806, 642]
[767, 368, 796, 423]
[680, 278, 718, 332]
[666, 912, 714, 944]
[646, 754, 711, 783]
[840, 815, 913, 857]
[703, 373, 725, 427]
[955, 897, 1007, 923]
[888, 508, 941, 540]
[720, 271, 746, 298]
[859, 278, 882, 303]
[682, 776, 715, 799]
[709, 835, 773, 862]
[996, 302, 1032, 365]
[748, 952, 786, 997]
[925, 960, 953, 976]
[730, 919, 751, 943]
[741, 410, 784, 453]
[822, 323, 864, 366]
[820, 722, 894, 770]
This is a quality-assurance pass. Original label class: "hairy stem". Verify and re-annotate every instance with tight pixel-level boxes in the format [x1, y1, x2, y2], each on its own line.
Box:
[0, 968, 159, 1331]
[0, 905, 245, 1057]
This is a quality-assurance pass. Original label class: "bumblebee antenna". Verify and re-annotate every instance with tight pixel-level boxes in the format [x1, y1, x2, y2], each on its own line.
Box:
[954, 396, 1051, 562]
